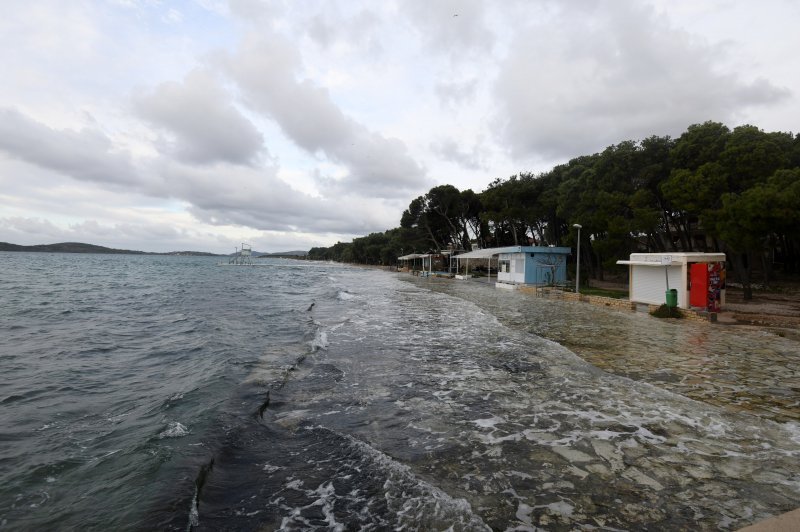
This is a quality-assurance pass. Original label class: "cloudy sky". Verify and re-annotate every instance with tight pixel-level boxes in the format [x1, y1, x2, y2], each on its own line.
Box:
[1, 0, 797, 253]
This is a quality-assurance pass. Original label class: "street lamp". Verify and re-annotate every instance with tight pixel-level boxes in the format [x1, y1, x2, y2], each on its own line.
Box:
[573, 224, 582, 294]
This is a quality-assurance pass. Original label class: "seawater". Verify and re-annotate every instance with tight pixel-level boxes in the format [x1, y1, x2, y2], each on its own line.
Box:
[0, 253, 798, 530]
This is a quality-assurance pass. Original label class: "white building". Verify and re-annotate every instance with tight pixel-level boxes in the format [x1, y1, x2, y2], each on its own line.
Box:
[454, 246, 571, 287]
[616, 252, 726, 311]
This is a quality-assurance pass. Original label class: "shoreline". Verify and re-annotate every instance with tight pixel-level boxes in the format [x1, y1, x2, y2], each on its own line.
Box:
[386, 266, 799, 423]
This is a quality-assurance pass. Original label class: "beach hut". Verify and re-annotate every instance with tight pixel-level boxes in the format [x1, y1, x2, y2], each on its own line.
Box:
[616, 252, 726, 311]
[454, 246, 571, 287]
[398, 253, 450, 276]
[398, 253, 429, 274]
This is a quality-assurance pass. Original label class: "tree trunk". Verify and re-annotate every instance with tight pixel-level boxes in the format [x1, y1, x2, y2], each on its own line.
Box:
[732, 252, 753, 301]
[661, 210, 679, 251]
[424, 223, 442, 251]
[761, 250, 773, 286]
[590, 243, 604, 281]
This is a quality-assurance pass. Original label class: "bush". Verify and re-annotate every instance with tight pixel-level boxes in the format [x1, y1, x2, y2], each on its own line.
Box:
[650, 304, 683, 319]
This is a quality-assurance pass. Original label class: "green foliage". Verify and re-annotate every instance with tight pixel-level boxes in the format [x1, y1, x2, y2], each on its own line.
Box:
[574, 287, 628, 299]
[310, 122, 800, 290]
[650, 304, 683, 319]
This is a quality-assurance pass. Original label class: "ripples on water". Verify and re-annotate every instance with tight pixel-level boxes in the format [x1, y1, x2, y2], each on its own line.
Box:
[1, 253, 798, 530]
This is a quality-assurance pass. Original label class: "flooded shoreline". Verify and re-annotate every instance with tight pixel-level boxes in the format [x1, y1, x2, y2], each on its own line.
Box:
[3, 256, 797, 530]
[191, 270, 800, 530]
[421, 276, 800, 424]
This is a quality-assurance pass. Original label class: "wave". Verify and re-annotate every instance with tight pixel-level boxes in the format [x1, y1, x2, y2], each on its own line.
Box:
[158, 421, 189, 439]
[336, 290, 356, 301]
[188, 419, 489, 531]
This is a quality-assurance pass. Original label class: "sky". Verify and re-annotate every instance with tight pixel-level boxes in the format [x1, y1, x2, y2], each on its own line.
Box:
[0, 0, 797, 253]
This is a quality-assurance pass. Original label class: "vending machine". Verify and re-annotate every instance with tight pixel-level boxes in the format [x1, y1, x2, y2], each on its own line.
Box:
[690, 262, 724, 311]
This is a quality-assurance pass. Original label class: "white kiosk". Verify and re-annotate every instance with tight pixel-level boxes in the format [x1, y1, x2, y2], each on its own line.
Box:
[617, 252, 726, 311]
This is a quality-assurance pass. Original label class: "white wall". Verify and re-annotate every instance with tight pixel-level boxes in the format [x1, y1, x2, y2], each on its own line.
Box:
[631, 265, 684, 307]
[498, 253, 526, 283]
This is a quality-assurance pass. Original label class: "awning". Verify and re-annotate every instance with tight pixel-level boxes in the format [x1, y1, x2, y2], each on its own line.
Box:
[616, 260, 679, 266]
[454, 247, 521, 260]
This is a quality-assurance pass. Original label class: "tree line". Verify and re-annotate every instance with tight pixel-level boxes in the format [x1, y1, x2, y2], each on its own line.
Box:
[308, 122, 800, 298]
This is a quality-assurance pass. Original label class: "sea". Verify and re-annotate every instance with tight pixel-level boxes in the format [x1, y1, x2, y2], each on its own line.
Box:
[1, 252, 798, 530]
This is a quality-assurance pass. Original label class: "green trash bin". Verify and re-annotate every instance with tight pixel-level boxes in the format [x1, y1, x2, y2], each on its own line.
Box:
[665, 289, 678, 308]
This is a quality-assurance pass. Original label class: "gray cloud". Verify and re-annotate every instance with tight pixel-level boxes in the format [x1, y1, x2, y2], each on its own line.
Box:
[219, 34, 429, 199]
[404, 0, 495, 56]
[0, 214, 214, 252]
[307, 8, 382, 54]
[435, 79, 479, 107]
[133, 69, 265, 166]
[0, 108, 137, 185]
[431, 138, 488, 171]
[493, 1, 792, 160]
[0, 107, 392, 239]
[157, 161, 391, 235]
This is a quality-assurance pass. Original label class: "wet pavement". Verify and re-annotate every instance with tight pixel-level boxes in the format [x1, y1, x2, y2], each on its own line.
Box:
[425, 279, 800, 424]
[193, 271, 800, 530]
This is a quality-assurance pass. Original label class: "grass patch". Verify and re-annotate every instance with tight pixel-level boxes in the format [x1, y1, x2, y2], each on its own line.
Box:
[571, 286, 629, 299]
[650, 304, 683, 319]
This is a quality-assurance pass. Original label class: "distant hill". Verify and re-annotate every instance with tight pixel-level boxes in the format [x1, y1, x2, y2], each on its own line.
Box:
[0, 241, 148, 254]
[0, 242, 220, 256]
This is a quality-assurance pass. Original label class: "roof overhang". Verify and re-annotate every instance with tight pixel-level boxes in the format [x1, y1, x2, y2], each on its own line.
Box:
[616, 260, 681, 266]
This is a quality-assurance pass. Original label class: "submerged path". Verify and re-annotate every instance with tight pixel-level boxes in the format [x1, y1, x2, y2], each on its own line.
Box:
[194, 270, 800, 530]
[424, 277, 800, 424]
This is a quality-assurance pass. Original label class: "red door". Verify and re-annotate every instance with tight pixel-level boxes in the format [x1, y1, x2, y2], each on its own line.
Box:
[690, 263, 708, 308]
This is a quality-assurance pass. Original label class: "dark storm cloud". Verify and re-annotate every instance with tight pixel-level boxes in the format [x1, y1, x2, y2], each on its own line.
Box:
[219, 34, 429, 199]
[0, 108, 137, 185]
[493, 1, 791, 160]
[133, 69, 266, 166]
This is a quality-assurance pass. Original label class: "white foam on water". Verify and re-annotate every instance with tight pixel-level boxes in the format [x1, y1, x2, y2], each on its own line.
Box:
[262, 463, 282, 473]
[314, 482, 344, 531]
[158, 421, 188, 439]
[544, 501, 574, 517]
[472, 415, 506, 429]
[288, 427, 491, 530]
[782, 421, 800, 446]
[187, 486, 200, 529]
[337, 290, 356, 301]
[310, 329, 328, 352]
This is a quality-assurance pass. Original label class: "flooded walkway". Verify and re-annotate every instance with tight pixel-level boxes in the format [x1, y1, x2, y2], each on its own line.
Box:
[425, 278, 800, 424]
[188, 269, 800, 530]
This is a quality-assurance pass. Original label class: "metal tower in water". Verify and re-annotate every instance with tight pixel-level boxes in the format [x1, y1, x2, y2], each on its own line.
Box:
[228, 243, 254, 266]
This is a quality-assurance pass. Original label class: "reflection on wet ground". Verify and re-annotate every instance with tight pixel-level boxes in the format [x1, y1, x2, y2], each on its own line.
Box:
[428, 279, 800, 423]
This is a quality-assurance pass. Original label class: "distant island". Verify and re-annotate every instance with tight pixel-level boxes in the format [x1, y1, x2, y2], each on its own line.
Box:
[0, 241, 312, 257]
[0, 241, 219, 256]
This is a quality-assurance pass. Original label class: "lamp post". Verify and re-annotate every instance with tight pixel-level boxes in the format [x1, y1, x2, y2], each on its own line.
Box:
[573, 224, 582, 294]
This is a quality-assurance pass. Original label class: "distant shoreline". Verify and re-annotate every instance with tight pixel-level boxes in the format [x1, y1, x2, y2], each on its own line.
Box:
[0, 241, 219, 256]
